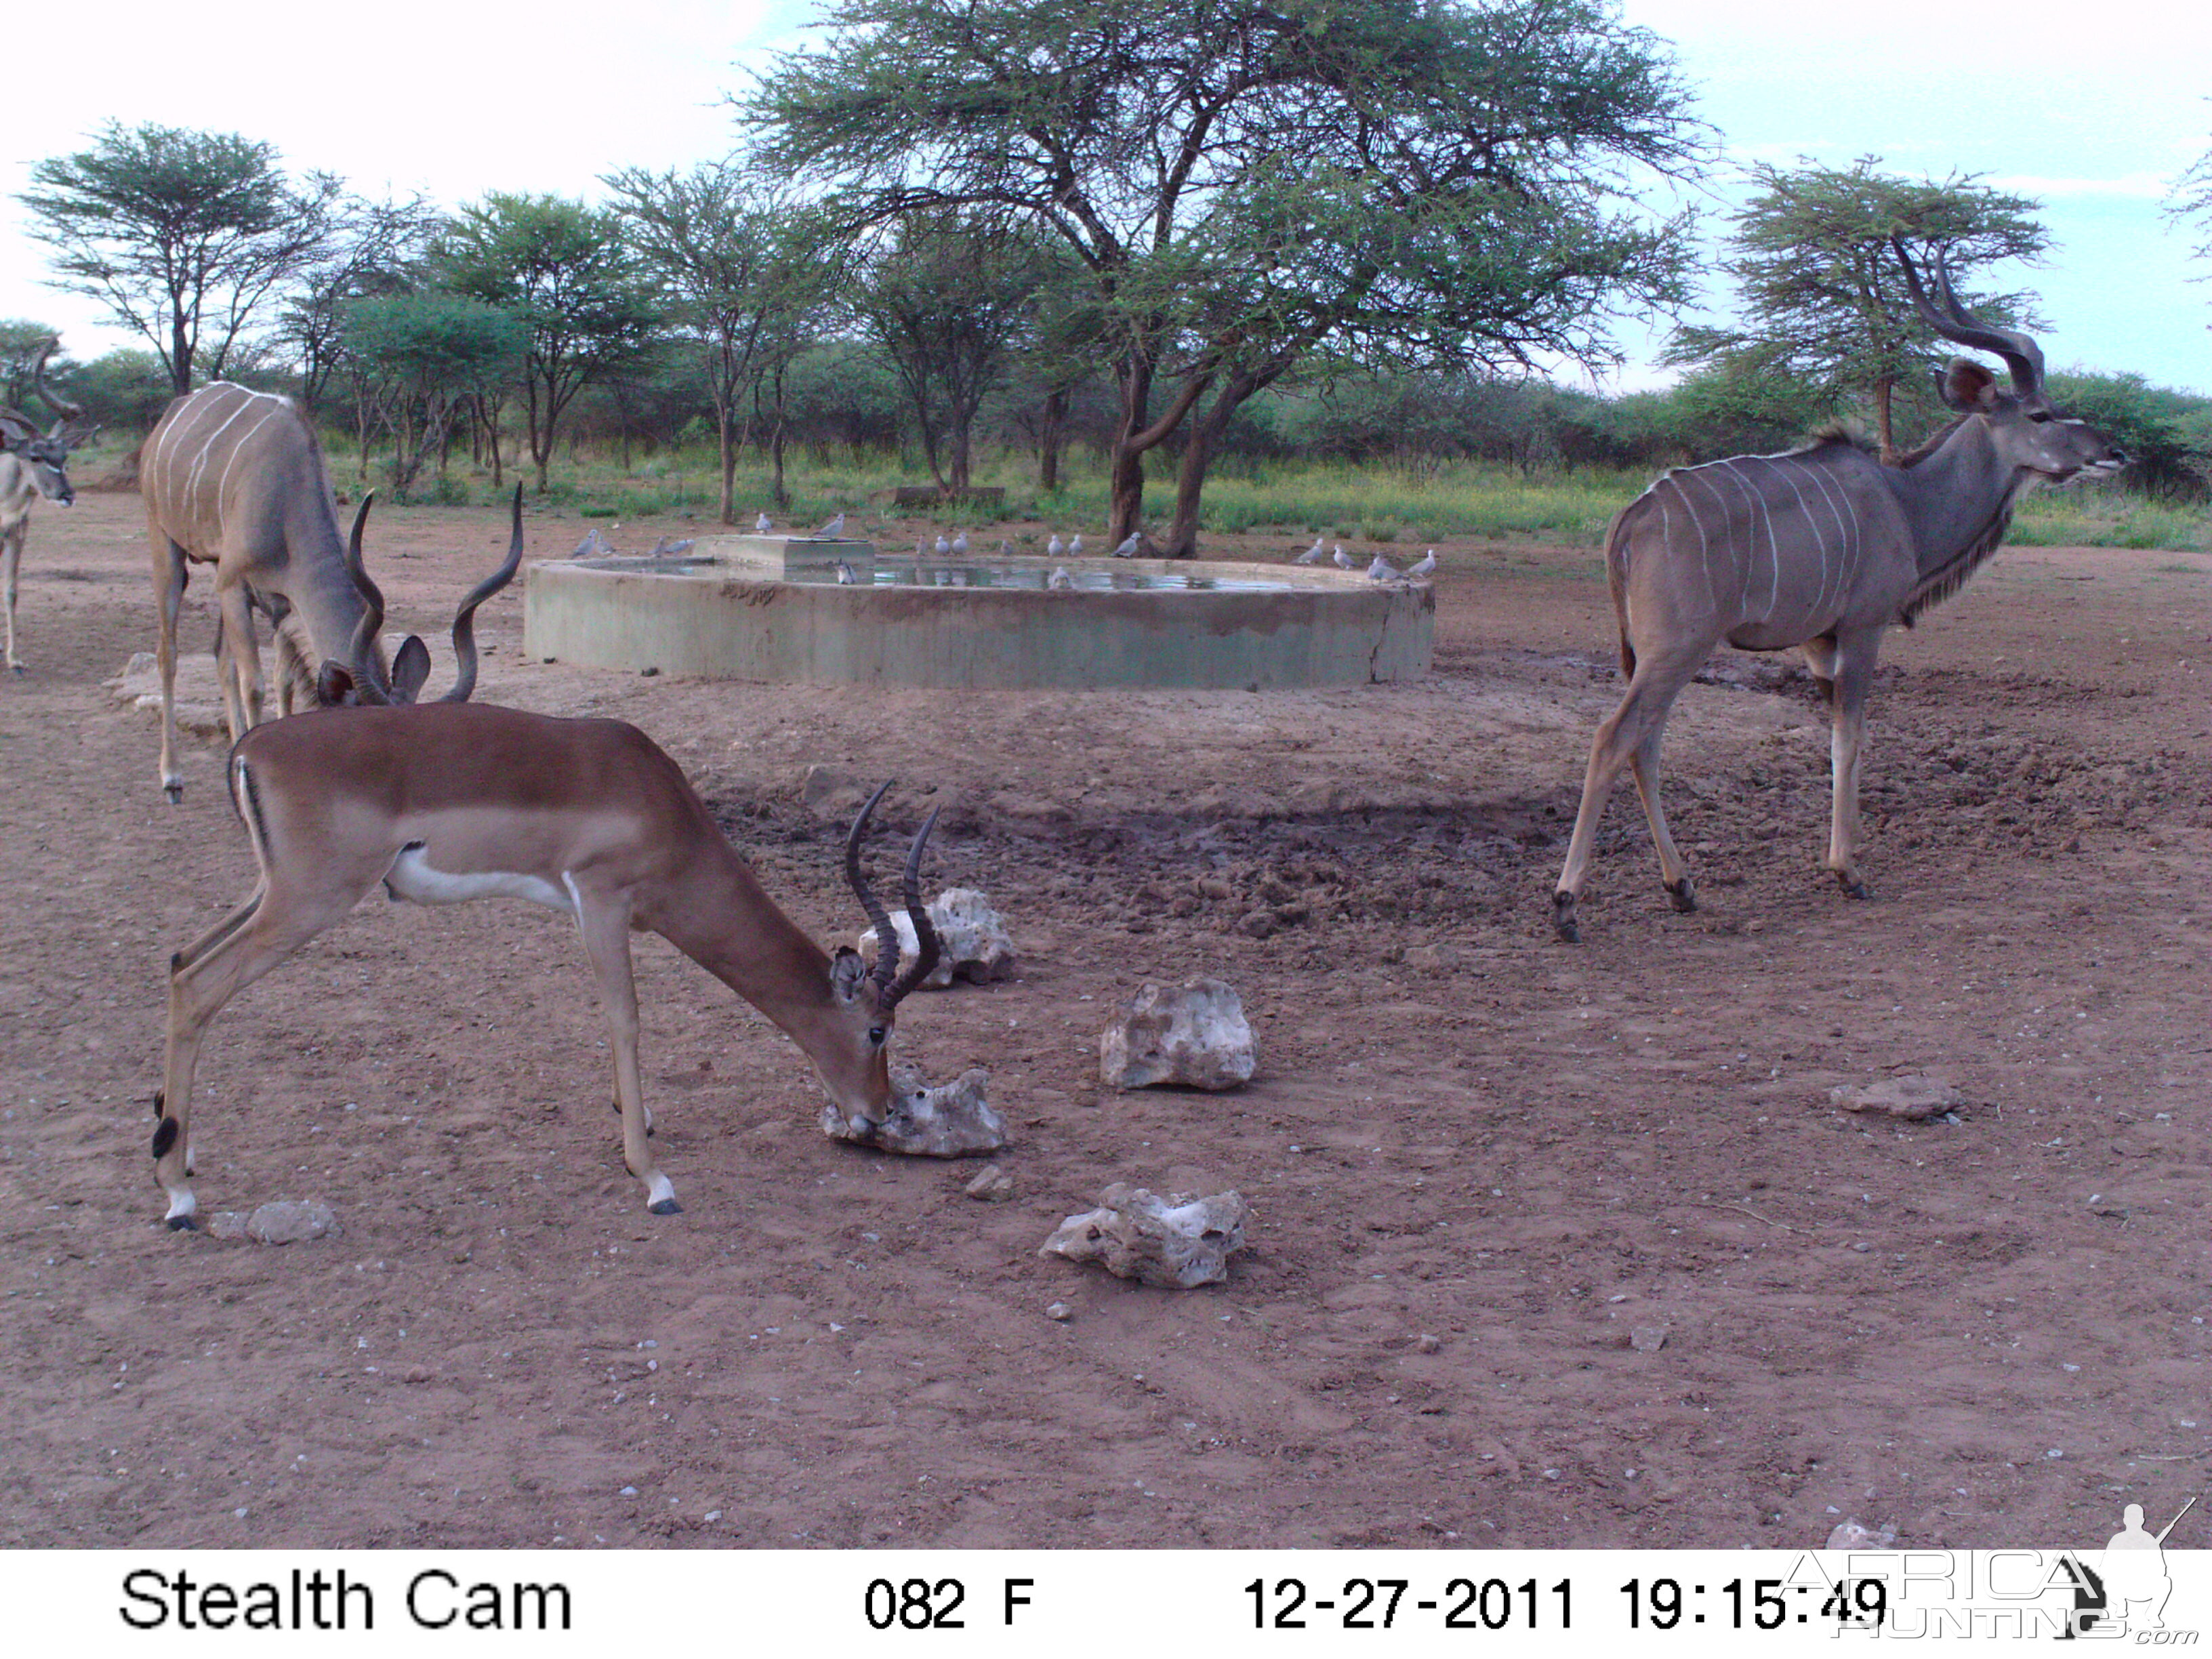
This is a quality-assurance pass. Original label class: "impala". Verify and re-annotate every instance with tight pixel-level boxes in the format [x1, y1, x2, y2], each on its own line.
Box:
[140, 381, 520, 800]
[152, 708, 941, 1229]
[0, 336, 96, 672]
[1551, 242, 2126, 940]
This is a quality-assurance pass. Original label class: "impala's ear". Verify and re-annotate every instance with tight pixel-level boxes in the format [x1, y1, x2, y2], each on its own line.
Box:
[315, 661, 356, 705]
[390, 634, 431, 703]
[1940, 358, 2001, 413]
[829, 945, 869, 1005]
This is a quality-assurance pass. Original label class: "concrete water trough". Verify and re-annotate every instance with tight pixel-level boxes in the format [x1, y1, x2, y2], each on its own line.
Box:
[523, 535, 1433, 691]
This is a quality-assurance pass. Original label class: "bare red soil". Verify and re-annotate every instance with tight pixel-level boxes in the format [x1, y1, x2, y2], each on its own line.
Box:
[3, 490, 2207, 1549]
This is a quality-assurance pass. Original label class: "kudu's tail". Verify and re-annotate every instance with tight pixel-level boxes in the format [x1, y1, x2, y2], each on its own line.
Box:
[1603, 501, 1637, 680]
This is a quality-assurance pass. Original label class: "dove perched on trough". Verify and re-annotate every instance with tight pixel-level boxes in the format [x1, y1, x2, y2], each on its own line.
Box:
[933, 533, 951, 556]
[1048, 567, 1076, 590]
[1406, 549, 1437, 579]
[1047, 533, 1066, 557]
[1367, 553, 1401, 582]
[754, 512, 773, 533]
[1331, 545, 1354, 569]
[571, 527, 613, 558]
[1294, 536, 1326, 564]
[1068, 534, 1084, 556]
[834, 560, 857, 585]
[951, 531, 969, 555]
[1112, 533, 1143, 558]
[647, 535, 694, 557]
[813, 512, 845, 539]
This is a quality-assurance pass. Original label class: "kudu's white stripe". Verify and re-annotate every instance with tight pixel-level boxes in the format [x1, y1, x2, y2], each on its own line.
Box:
[216, 409, 286, 511]
[184, 394, 270, 513]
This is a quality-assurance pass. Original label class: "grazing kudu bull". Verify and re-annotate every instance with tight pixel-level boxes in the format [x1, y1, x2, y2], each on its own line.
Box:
[1552, 242, 2127, 940]
[139, 381, 521, 801]
[0, 337, 96, 673]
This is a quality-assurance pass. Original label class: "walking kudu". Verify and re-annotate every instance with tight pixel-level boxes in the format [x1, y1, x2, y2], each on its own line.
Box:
[0, 336, 96, 672]
[1552, 242, 2127, 940]
[154, 712, 941, 1228]
[140, 381, 520, 800]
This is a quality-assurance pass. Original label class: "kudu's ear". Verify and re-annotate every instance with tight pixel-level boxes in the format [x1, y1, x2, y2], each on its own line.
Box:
[315, 661, 356, 705]
[1940, 359, 2001, 413]
[390, 634, 432, 703]
[829, 945, 871, 1005]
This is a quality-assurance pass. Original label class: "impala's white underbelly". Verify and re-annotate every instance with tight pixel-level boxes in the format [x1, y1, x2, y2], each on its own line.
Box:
[384, 844, 575, 913]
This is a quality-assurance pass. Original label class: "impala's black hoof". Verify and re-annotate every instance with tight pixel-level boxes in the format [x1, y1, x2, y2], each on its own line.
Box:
[649, 1197, 683, 1216]
[165, 1213, 197, 1232]
[1666, 876, 1697, 914]
[163, 783, 183, 805]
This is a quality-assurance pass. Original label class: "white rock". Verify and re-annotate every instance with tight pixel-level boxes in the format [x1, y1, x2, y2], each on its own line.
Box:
[1830, 1075, 1962, 1120]
[821, 1061, 1006, 1156]
[859, 888, 1017, 988]
[1041, 1184, 1249, 1289]
[245, 1200, 337, 1244]
[106, 653, 226, 738]
[1824, 1517, 1898, 1549]
[1099, 977, 1255, 1091]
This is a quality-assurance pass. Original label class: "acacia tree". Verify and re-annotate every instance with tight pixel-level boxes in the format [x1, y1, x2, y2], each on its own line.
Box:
[1664, 159, 2049, 462]
[339, 293, 526, 494]
[436, 194, 659, 492]
[851, 211, 1048, 491]
[604, 164, 798, 523]
[745, 0, 1702, 554]
[18, 123, 342, 393]
[280, 192, 445, 411]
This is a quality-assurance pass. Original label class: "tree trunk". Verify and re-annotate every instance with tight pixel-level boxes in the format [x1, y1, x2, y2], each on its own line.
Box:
[947, 413, 972, 493]
[768, 367, 790, 510]
[169, 311, 192, 394]
[1164, 379, 1256, 558]
[1038, 388, 1067, 492]
[717, 404, 736, 526]
[1874, 375, 1898, 465]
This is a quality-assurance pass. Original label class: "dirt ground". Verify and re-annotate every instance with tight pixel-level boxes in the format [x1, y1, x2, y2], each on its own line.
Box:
[2, 487, 2207, 1551]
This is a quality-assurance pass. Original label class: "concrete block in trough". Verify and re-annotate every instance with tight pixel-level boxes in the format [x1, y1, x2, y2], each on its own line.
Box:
[1099, 977, 1255, 1091]
[821, 1061, 1005, 1157]
[859, 888, 1017, 988]
[1041, 1183, 1250, 1289]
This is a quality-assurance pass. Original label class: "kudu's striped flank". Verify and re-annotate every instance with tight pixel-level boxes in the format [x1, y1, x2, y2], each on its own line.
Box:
[1551, 242, 2127, 940]
[139, 382, 520, 800]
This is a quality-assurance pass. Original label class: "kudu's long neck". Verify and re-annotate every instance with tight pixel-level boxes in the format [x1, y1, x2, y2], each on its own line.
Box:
[1886, 420, 2034, 580]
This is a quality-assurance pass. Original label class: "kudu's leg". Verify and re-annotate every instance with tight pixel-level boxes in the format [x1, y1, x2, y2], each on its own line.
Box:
[214, 581, 264, 740]
[1627, 724, 1696, 913]
[1554, 643, 1708, 940]
[151, 535, 189, 801]
[573, 893, 677, 1214]
[157, 869, 376, 1229]
[2, 518, 24, 673]
[1823, 630, 1883, 900]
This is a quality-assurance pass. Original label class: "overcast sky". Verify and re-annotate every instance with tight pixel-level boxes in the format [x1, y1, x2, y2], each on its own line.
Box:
[3, 0, 2206, 396]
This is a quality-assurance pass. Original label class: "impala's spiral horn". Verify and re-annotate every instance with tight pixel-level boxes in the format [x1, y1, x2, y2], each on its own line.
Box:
[844, 781, 943, 1009]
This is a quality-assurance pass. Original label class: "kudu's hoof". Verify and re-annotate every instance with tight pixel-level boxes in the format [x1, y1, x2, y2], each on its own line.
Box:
[165, 1212, 198, 1232]
[1666, 876, 1698, 914]
[1837, 873, 1875, 901]
[1551, 893, 1580, 943]
[162, 782, 183, 805]
[648, 1197, 683, 1216]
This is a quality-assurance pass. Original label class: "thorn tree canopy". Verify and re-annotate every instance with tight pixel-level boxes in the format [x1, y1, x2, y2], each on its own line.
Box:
[742, 0, 1705, 554]
[18, 122, 342, 394]
[1663, 159, 2049, 463]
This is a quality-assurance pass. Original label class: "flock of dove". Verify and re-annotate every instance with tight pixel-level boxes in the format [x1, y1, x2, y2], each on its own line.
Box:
[580, 515, 1437, 584]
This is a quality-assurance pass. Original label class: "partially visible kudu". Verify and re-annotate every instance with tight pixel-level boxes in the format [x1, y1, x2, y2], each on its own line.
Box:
[1552, 242, 2127, 940]
[139, 381, 521, 800]
[0, 337, 97, 673]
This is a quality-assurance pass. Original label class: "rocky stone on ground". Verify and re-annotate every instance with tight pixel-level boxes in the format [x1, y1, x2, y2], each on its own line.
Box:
[1099, 977, 1255, 1091]
[205, 1200, 339, 1244]
[1824, 1517, 1898, 1549]
[800, 764, 868, 819]
[1830, 1074, 1963, 1120]
[1040, 1183, 1250, 1289]
[106, 653, 226, 738]
[860, 888, 1017, 988]
[820, 1061, 1005, 1156]
[962, 1163, 1014, 1202]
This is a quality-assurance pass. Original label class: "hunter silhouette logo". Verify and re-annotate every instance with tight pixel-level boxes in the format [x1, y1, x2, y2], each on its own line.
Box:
[2083, 1496, 2196, 1637]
